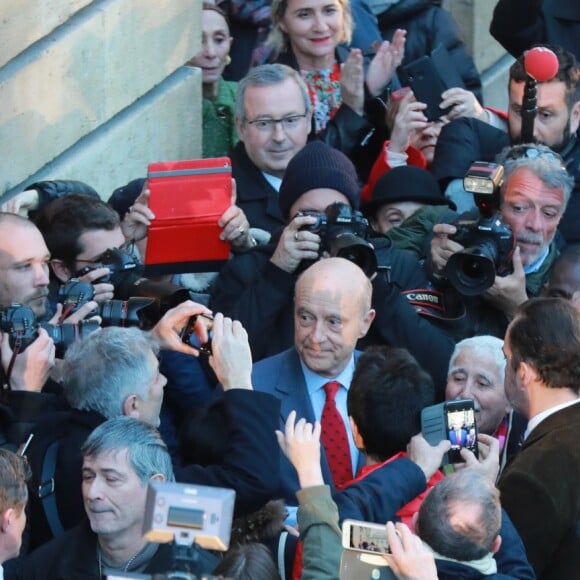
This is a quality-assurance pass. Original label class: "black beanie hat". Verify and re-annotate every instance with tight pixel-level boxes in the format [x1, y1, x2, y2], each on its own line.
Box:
[363, 166, 454, 215]
[279, 141, 360, 219]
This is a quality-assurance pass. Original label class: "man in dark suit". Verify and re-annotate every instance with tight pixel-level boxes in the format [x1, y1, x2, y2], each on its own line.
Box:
[213, 141, 455, 394]
[252, 256, 375, 504]
[232, 64, 311, 240]
[447, 422, 467, 447]
[499, 297, 580, 579]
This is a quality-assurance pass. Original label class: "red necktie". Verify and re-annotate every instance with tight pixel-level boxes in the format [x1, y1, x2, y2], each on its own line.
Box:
[321, 381, 352, 487]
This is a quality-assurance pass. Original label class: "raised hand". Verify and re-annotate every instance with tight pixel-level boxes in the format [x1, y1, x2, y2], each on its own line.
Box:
[366, 28, 407, 97]
[340, 48, 365, 116]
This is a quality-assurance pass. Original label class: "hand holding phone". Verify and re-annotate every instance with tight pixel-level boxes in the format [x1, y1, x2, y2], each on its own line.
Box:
[180, 313, 214, 355]
[445, 400, 478, 464]
[421, 399, 479, 464]
[342, 519, 391, 555]
[459, 432, 501, 483]
[397, 45, 465, 121]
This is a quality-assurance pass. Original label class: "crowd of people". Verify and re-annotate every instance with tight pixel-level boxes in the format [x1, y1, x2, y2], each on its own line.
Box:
[1, 1, 579, 579]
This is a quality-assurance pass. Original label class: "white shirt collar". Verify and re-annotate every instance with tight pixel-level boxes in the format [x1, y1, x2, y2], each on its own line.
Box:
[524, 398, 580, 440]
[261, 172, 282, 192]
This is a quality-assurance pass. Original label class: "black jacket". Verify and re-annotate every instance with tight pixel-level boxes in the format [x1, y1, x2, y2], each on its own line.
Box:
[490, 0, 580, 60]
[0, 388, 66, 452]
[498, 402, 580, 579]
[377, 0, 483, 103]
[210, 232, 454, 396]
[11, 519, 217, 580]
[231, 141, 285, 236]
[24, 408, 103, 552]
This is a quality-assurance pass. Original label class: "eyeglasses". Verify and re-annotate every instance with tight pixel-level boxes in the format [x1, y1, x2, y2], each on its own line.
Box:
[71, 239, 137, 267]
[245, 113, 308, 133]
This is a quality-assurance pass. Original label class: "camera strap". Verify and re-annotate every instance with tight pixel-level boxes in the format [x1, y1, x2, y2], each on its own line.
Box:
[402, 287, 466, 322]
[4, 335, 24, 388]
[38, 439, 65, 537]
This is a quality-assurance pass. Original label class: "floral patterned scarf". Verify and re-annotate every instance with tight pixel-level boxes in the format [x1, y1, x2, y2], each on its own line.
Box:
[301, 63, 342, 133]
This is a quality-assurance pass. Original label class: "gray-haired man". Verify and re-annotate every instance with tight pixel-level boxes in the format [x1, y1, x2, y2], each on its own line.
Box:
[16, 417, 217, 578]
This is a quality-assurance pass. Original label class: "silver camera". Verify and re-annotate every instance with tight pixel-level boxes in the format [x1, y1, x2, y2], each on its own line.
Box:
[143, 481, 235, 551]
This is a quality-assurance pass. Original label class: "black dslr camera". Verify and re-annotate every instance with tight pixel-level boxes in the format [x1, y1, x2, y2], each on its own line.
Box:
[76, 247, 140, 292]
[445, 162, 515, 296]
[0, 304, 100, 356]
[58, 279, 161, 330]
[298, 202, 377, 277]
[76, 247, 192, 311]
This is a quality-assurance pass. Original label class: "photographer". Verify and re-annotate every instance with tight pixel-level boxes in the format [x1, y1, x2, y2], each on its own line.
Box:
[211, 141, 455, 392]
[32, 193, 225, 450]
[0, 213, 99, 448]
[428, 143, 573, 341]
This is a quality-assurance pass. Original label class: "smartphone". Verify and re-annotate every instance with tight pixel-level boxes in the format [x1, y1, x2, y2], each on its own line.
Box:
[397, 45, 465, 122]
[445, 399, 478, 463]
[421, 399, 478, 464]
[180, 314, 214, 355]
[397, 56, 445, 121]
[342, 519, 391, 555]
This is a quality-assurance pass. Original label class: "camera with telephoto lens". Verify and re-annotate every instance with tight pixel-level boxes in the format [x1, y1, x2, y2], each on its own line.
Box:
[75, 247, 193, 312]
[298, 202, 377, 277]
[445, 162, 515, 296]
[0, 303, 100, 356]
[58, 279, 161, 330]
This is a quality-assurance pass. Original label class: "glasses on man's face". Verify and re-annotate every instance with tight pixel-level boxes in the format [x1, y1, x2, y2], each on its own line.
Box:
[246, 113, 308, 133]
[73, 239, 137, 267]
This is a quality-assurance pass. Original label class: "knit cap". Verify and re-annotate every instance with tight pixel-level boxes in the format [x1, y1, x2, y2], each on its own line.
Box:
[278, 141, 360, 219]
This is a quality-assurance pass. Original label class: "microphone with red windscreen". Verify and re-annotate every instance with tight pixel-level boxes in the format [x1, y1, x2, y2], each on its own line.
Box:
[520, 47, 559, 142]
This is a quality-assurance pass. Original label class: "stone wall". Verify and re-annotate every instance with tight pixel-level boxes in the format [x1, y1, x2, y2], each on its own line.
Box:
[443, 0, 514, 109]
[0, 0, 202, 200]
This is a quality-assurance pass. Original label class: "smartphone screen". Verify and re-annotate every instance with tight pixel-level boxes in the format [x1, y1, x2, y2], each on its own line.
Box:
[445, 400, 478, 463]
[345, 521, 391, 555]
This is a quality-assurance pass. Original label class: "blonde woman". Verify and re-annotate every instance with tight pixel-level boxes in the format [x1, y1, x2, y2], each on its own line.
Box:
[268, 0, 406, 179]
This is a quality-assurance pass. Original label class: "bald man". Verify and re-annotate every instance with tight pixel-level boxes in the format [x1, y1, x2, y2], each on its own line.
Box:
[252, 258, 376, 504]
[0, 213, 52, 318]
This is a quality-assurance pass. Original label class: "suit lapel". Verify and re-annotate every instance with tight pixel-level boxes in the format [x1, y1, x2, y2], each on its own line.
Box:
[501, 402, 580, 480]
[274, 350, 316, 424]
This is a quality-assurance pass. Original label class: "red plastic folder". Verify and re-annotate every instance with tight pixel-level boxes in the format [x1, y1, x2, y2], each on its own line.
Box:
[144, 157, 232, 275]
